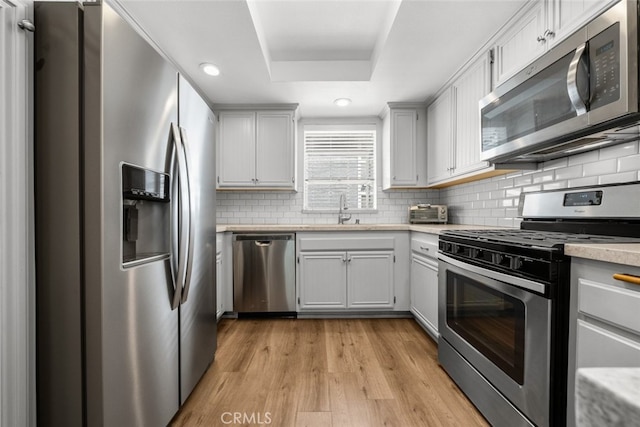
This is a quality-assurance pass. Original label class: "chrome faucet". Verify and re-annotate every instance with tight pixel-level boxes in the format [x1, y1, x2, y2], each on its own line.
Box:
[338, 194, 352, 224]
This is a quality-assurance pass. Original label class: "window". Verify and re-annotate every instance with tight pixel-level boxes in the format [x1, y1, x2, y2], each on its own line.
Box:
[303, 125, 376, 211]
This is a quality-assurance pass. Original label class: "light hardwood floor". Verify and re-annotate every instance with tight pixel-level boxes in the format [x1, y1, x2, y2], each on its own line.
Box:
[171, 318, 489, 427]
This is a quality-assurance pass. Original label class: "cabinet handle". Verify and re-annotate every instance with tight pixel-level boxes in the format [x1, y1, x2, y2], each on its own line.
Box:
[613, 273, 640, 286]
[537, 31, 555, 43]
[419, 246, 430, 252]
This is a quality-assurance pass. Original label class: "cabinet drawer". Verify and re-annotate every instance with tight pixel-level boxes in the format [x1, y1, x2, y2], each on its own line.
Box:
[578, 278, 640, 335]
[411, 233, 438, 257]
[298, 237, 395, 251]
[576, 320, 640, 368]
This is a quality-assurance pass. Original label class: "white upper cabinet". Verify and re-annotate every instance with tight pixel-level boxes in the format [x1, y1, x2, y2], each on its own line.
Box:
[427, 88, 454, 184]
[218, 111, 256, 187]
[427, 53, 507, 187]
[493, 1, 547, 87]
[549, 0, 619, 49]
[494, 0, 619, 87]
[453, 52, 492, 177]
[216, 106, 297, 189]
[255, 112, 295, 187]
[381, 103, 428, 189]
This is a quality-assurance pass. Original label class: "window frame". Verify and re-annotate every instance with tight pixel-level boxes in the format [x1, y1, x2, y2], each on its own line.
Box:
[301, 122, 378, 213]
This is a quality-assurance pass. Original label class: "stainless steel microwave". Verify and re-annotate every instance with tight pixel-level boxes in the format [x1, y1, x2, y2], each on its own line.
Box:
[480, 0, 640, 164]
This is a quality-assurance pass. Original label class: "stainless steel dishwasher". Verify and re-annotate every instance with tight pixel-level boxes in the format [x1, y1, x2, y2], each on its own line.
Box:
[233, 234, 296, 315]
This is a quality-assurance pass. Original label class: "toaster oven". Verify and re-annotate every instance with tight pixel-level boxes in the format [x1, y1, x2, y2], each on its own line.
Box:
[409, 204, 448, 224]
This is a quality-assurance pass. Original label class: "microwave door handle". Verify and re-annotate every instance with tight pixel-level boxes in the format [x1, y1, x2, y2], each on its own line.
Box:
[567, 43, 588, 116]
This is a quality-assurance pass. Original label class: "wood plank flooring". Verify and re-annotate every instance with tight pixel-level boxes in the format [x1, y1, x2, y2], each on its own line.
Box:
[171, 318, 489, 427]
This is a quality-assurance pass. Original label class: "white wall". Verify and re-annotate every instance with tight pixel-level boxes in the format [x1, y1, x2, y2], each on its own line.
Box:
[0, 1, 35, 427]
[441, 142, 640, 227]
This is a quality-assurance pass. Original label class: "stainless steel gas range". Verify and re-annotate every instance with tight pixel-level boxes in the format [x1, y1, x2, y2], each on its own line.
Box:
[437, 182, 640, 427]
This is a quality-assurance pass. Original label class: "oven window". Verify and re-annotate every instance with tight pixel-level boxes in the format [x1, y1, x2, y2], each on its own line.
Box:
[447, 271, 525, 384]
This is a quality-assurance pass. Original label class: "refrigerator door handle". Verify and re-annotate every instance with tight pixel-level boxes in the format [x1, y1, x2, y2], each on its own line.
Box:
[179, 127, 195, 304]
[169, 123, 189, 310]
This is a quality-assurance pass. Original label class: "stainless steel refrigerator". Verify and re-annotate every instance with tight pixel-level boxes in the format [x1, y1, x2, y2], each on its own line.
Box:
[34, 2, 217, 426]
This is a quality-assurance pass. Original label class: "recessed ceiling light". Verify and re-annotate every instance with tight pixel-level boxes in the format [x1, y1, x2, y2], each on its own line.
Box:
[334, 98, 351, 107]
[200, 63, 220, 76]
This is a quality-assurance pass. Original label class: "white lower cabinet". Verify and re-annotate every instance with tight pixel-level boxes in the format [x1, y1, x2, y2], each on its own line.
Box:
[347, 251, 395, 309]
[410, 233, 439, 339]
[296, 232, 408, 313]
[298, 250, 394, 310]
[298, 252, 348, 310]
[566, 257, 640, 426]
[216, 251, 223, 320]
[216, 233, 224, 320]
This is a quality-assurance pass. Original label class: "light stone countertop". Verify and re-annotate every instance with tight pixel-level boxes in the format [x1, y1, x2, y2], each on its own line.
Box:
[216, 224, 640, 267]
[565, 243, 640, 268]
[576, 368, 640, 427]
[215, 223, 500, 234]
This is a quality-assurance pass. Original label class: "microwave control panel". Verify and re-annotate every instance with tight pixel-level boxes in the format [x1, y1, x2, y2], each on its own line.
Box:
[590, 22, 620, 109]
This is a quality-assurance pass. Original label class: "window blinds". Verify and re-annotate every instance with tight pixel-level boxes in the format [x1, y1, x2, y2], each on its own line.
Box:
[304, 129, 376, 211]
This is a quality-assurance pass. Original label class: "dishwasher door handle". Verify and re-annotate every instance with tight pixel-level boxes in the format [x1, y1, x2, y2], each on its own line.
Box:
[254, 240, 273, 247]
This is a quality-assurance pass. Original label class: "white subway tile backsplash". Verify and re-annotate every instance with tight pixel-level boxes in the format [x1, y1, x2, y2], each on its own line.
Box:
[599, 142, 638, 160]
[542, 181, 568, 190]
[218, 144, 640, 226]
[514, 175, 532, 187]
[532, 170, 555, 184]
[555, 165, 582, 180]
[568, 150, 599, 166]
[618, 154, 640, 172]
[582, 158, 617, 177]
[567, 176, 599, 187]
[598, 171, 637, 185]
[542, 157, 569, 170]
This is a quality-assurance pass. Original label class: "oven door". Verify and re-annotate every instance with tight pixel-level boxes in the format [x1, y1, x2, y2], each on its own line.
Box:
[438, 254, 552, 426]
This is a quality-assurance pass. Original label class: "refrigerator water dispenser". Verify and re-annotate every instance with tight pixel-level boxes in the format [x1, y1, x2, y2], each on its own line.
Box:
[122, 163, 170, 267]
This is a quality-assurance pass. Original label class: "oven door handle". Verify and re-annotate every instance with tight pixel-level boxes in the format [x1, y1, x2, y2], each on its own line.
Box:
[438, 253, 547, 295]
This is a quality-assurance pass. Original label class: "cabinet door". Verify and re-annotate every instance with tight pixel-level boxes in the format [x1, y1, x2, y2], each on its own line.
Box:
[390, 109, 418, 186]
[576, 320, 640, 372]
[255, 111, 294, 188]
[216, 252, 223, 320]
[549, 0, 617, 49]
[299, 252, 347, 310]
[347, 251, 394, 309]
[427, 87, 454, 184]
[218, 112, 256, 187]
[410, 254, 439, 339]
[453, 53, 491, 177]
[493, 1, 547, 87]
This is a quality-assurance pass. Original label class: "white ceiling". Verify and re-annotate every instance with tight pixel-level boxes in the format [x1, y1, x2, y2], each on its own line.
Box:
[119, 0, 526, 117]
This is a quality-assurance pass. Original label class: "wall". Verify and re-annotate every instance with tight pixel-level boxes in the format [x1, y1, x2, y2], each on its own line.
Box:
[217, 142, 640, 226]
[440, 141, 640, 227]
[216, 188, 441, 224]
[1, 1, 35, 427]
